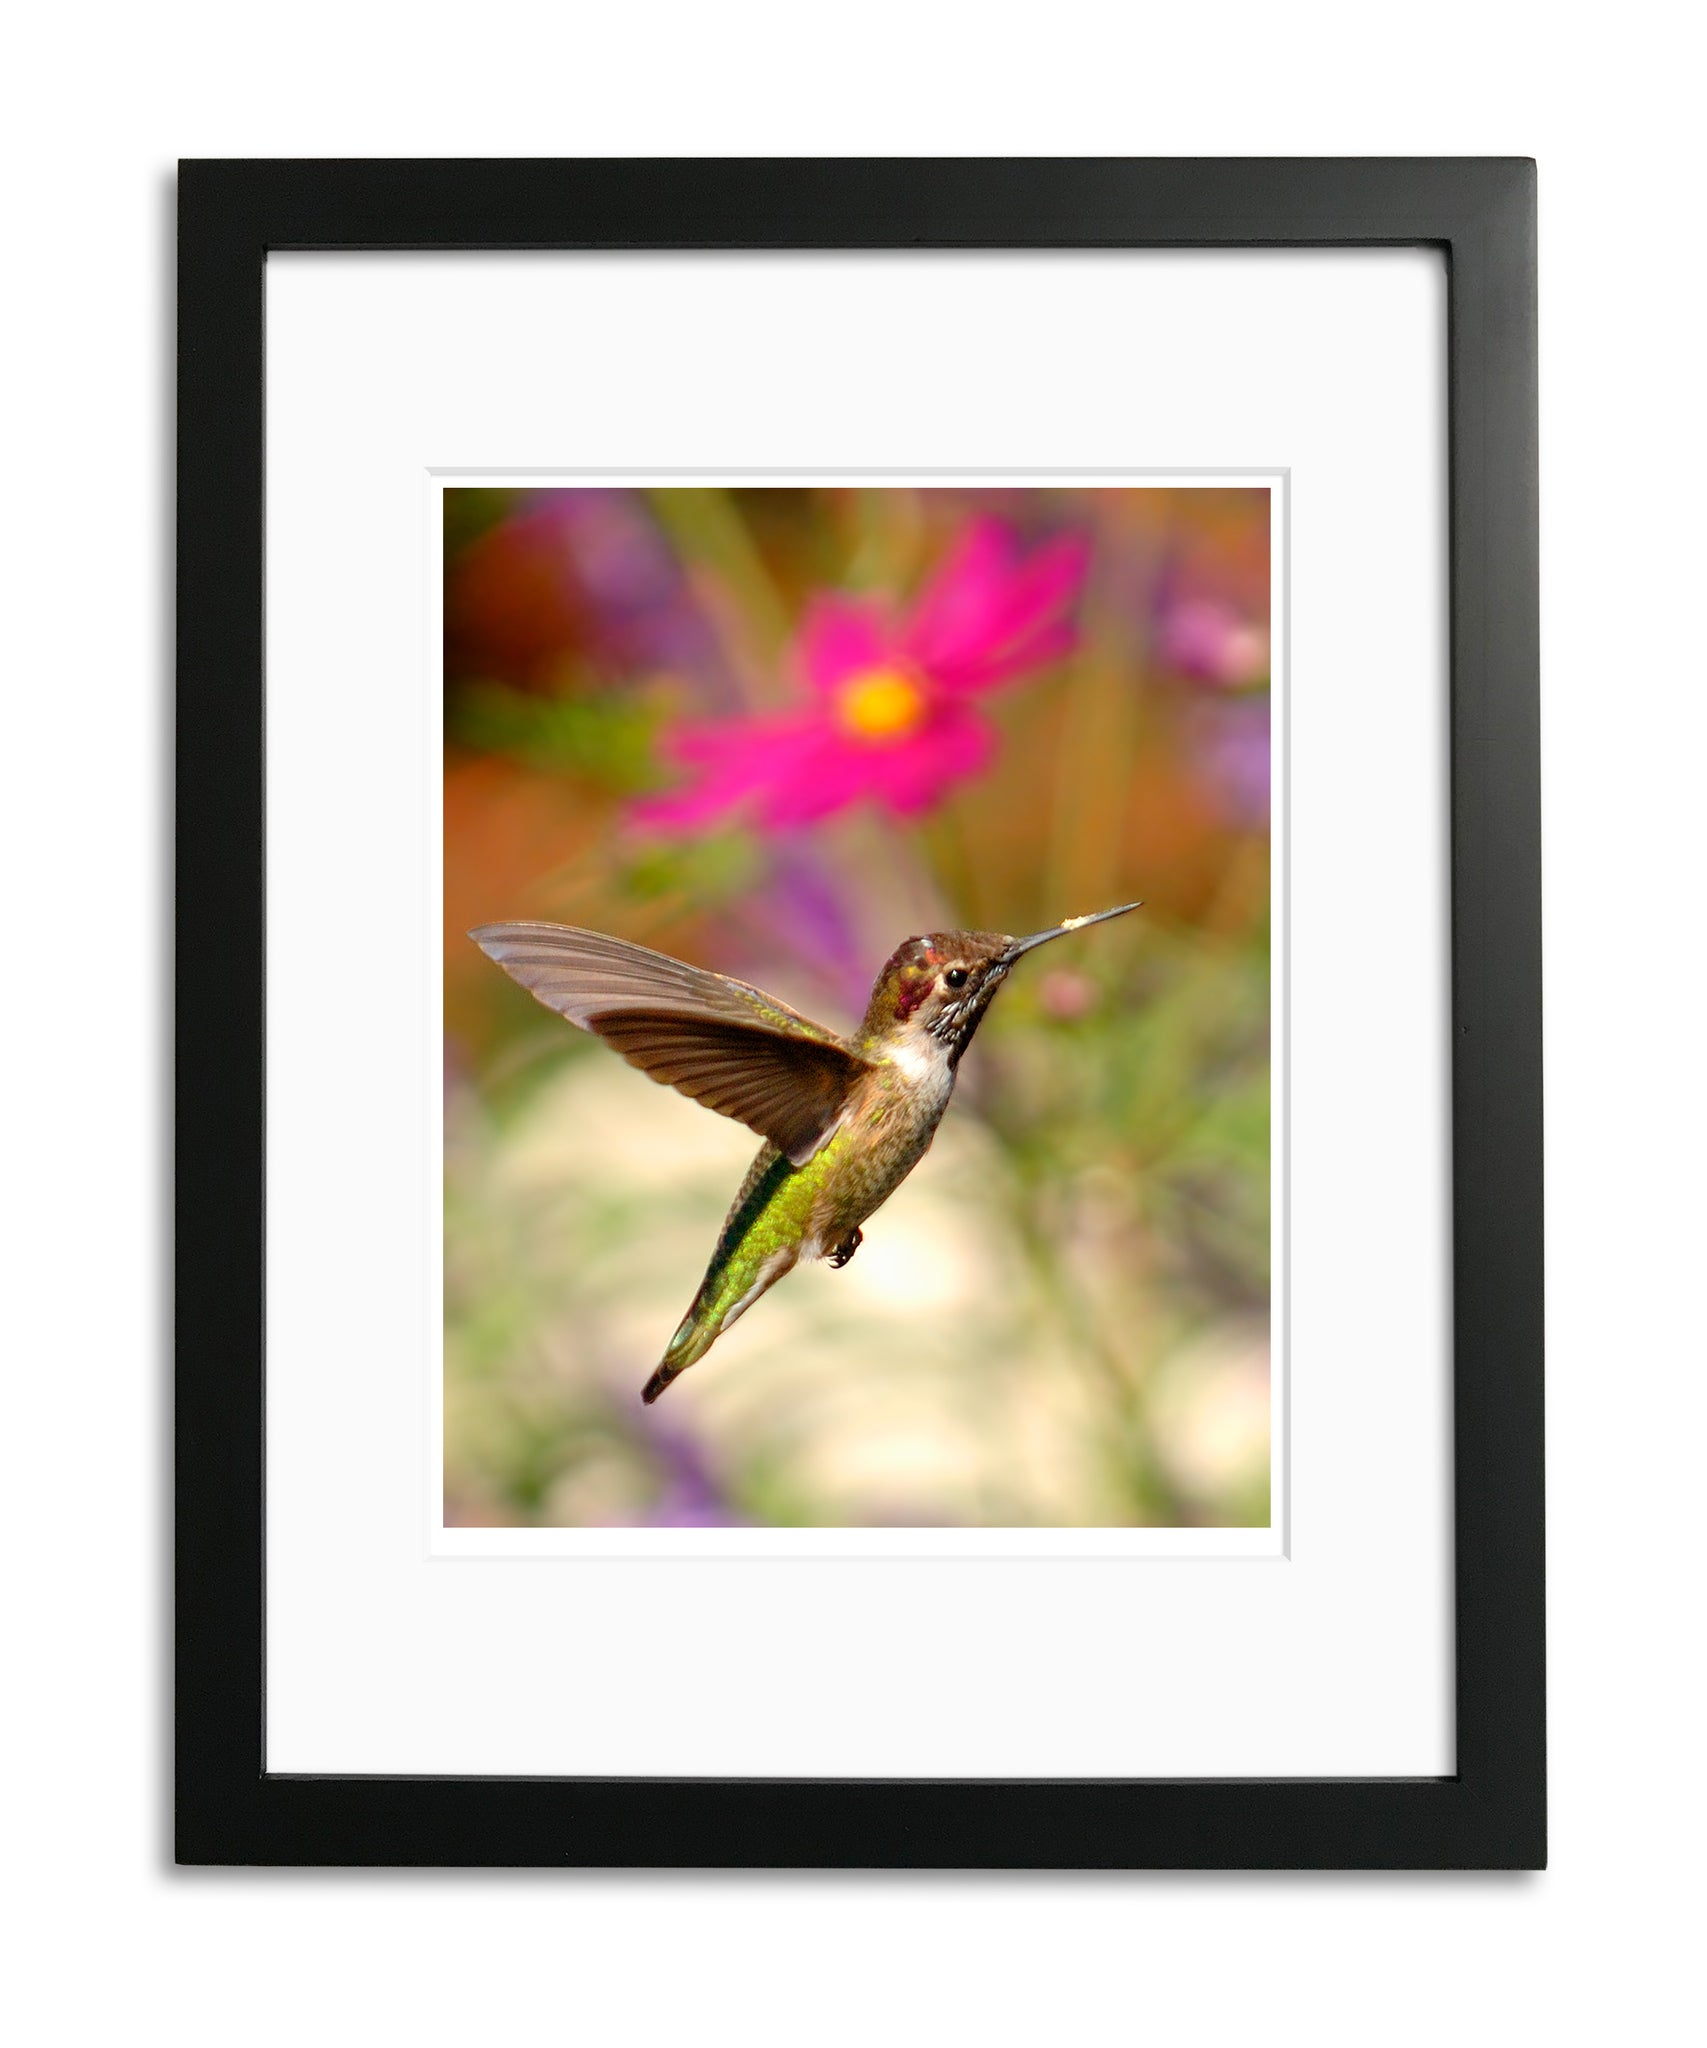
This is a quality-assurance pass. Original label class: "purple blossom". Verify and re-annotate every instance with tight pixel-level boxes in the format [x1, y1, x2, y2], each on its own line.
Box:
[538, 490, 738, 692]
[645, 1422, 742, 1528]
[1193, 697, 1272, 828]
[1157, 597, 1270, 689]
[736, 834, 872, 1018]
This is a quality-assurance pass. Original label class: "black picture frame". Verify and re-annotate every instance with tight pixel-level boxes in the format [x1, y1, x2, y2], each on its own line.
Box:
[177, 157, 1543, 1869]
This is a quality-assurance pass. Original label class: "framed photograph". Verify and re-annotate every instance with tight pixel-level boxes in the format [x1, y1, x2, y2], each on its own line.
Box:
[177, 158, 1543, 1866]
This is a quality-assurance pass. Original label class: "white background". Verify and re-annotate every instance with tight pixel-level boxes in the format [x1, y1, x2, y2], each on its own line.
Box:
[5, 1, 1703, 2041]
[264, 239, 1448, 1780]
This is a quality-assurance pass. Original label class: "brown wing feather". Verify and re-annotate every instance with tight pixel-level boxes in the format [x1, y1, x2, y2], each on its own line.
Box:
[589, 1009, 866, 1166]
[469, 922, 872, 1166]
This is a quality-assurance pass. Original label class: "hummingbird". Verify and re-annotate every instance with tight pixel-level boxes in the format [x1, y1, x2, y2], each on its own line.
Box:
[470, 901, 1141, 1403]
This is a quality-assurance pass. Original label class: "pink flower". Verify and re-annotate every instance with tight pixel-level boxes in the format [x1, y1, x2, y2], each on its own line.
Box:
[1038, 967, 1099, 1022]
[633, 520, 1088, 832]
[1156, 598, 1269, 689]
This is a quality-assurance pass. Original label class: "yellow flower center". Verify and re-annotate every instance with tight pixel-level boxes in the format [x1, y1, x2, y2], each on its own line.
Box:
[837, 666, 927, 742]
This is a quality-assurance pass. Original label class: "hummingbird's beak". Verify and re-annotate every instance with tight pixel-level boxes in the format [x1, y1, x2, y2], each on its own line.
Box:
[1002, 901, 1144, 961]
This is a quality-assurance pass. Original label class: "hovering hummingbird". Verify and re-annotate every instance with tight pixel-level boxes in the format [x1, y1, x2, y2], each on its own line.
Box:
[470, 901, 1141, 1403]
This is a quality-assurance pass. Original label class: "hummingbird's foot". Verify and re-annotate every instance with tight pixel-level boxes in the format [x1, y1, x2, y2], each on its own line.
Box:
[828, 1227, 863, 1270]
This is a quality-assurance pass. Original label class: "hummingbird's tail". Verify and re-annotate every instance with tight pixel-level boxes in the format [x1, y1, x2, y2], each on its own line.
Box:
[641, 1240, 799, 1404]
[641, 1312, 720, 1405]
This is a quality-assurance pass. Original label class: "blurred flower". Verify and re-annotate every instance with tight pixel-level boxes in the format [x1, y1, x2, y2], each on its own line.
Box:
[1194, 697, 1272, 827]
[556, 490, 734, 684]
[1038, 967, 1099, 1022]
[1157, 597, 1269, 689]
[633, 520, 1089, 832]
[736, 833, 873, 1016]
[447, 490, 735, 698]
[644, 1422, 743, 1528]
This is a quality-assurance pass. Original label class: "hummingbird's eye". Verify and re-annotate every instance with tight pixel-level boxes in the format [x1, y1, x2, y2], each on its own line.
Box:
[944, 967, 969, 990]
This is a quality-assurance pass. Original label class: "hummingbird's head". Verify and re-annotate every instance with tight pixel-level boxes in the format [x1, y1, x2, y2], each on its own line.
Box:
[861, 902, 1142, 1068]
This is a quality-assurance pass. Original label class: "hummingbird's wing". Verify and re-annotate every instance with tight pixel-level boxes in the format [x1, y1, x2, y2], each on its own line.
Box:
[470, 922, 874, 1167]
